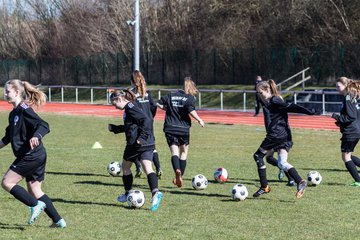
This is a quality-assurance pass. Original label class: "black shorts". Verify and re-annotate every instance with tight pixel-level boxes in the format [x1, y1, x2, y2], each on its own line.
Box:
[165, 133, 190, 146]
[123, 146, 154, 163]
[341, 139, 359, 153]
[10, 151, 47, 182]
[260, 137, 293, 152]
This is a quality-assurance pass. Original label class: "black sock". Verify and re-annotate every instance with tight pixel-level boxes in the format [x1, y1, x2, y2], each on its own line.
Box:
[180, 159, 187, 176]
[351, 156, 360, 167]
[147, 172, 158, 196]
[265, 156, 278, 167]
[122, 174, 133, 193]
[38, 194, 61, 223]
[287, 168, 303, 184]
[153, 151, 161, 172]
[171, 155, 180, 172]
[9, 185, 38, 207]
[345, 161, 360, 182]
[258, 168, 268, 188]
[134, 160, 141, 172]
[285, 171, 294, 181]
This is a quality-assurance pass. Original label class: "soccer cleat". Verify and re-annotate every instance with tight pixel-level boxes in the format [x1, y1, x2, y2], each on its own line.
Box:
[150, 191, 163, 212]
[28, 200, 46, 225]
[157, 169, 163, 180]
[296, 180, 308, 199]
[135, 169, 143, 178]
[350, 181, 360, 187]
[278, 169, 285, 180]
[252, 185, 270, 197]
[172, 169, 182, 188]
[50, 219, 67, 228]
[117, 193, 128, 203]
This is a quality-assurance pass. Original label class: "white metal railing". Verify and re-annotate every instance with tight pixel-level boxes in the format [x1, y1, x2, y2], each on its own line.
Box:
[43, 85, 342, 115]
[277, 67, 311, 91]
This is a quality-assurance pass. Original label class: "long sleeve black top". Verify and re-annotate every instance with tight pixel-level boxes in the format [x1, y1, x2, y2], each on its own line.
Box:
[122, 102, 155, 149]
[1, 102, 49, 159]
[264, 96, 314, 140]
[335, 95, 360, 140]
[158, 90, 196, 135]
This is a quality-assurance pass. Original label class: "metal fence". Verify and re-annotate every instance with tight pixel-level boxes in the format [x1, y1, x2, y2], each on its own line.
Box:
[44, 85, 341, 114]
[2, 45, 360, 86]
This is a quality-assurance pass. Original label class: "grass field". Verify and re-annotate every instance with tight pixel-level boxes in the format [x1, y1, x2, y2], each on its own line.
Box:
[0, 111, 359, 240]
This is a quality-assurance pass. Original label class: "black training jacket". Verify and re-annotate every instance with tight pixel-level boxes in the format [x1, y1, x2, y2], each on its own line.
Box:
[336, 95, 360, 140]
[158, 90, 196, 135]
[263, 96, 314, 140]
[122, 102, 155, 148]
[1, 102, 49, 159]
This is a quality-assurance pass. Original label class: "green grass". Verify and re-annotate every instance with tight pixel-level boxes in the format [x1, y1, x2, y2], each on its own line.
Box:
[0, 111, 359, 240]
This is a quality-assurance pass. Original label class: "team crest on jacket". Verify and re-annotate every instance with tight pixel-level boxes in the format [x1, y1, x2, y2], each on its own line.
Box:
[14, 115, 19, 125]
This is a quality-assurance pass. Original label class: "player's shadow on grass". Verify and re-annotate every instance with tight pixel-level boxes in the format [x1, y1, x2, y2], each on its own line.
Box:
[51, 198, 127, 209]
[163, 188, 229, 198]
[300, 167, 347, 172]
[74, 180, 149, 189]
[0, 222, 26, 231]
[47, 171, 108, 177]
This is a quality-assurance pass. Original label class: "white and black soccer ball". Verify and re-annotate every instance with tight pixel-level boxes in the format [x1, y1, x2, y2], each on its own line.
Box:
[127, 190, 146, 208]
[214, 167, 228, 183]
[231, 184, 248, 201]
[307, 171, 322, 186]
[107, 161, 121, 176]
[192, 174, 208, 190]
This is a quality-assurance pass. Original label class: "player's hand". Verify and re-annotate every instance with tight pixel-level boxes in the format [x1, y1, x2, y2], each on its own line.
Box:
[335, 121, 340, 127]
[198, 119, 205, 127]
[30, 137, 39, 149]
[331, 113, 340, 121]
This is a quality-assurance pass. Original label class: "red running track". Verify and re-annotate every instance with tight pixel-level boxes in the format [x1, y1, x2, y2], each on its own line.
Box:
[0, 101, 338, 131]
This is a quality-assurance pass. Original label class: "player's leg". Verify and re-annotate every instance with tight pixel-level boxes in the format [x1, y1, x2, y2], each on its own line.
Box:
[170, 144, 182, 188]
[27, 181, 66, 228]
[277, 149, 307, 198]
[134, 159, 143, 178]
[2, 166, 46, 225]
[141, 156, 163, 211]
[152, 149, 162, 179]
[265, 150, 284, 181]
[117, 159, 134, 202]
[341, 140, 360, 186]
[179, 144, 189, 177]
[253, 148, 270, 197]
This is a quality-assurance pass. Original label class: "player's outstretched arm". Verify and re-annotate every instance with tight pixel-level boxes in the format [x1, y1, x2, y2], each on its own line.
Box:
[189, 110, 205, 127]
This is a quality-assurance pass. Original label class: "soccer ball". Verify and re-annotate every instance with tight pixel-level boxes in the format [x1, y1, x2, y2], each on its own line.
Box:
[192, 174, 208, 190]
[107, 161, 121, 176]
[127, 190, 146, 208]
[214, 167, 228, 183]
[231, 184, 248, 201]
[307, 171, 322, 186]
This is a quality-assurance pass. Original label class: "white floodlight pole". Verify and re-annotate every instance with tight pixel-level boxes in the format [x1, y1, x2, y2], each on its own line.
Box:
[134, 0, 140, 71]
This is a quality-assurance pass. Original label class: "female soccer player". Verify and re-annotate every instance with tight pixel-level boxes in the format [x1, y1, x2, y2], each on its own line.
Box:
[253, 79, 315, 198]
[0, 79, 66, 228]
[108, 89, 163, 211]
[129, 70, 162, 179]
[331, 77, 360, 186]
[157, 77, 204, 188]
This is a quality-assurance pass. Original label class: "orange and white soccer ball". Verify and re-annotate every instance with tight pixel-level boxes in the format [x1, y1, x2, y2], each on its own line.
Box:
[213, 167, 228, 183]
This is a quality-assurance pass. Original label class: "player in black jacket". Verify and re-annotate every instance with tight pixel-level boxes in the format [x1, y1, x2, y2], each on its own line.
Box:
[130, 70, 162, 179]
[157, 77, 204, 188]
[331, 77, 360, 186]
[108, 89, 163, 211]
[0, 79, 66, 228]
[253, 79, 315, 199]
